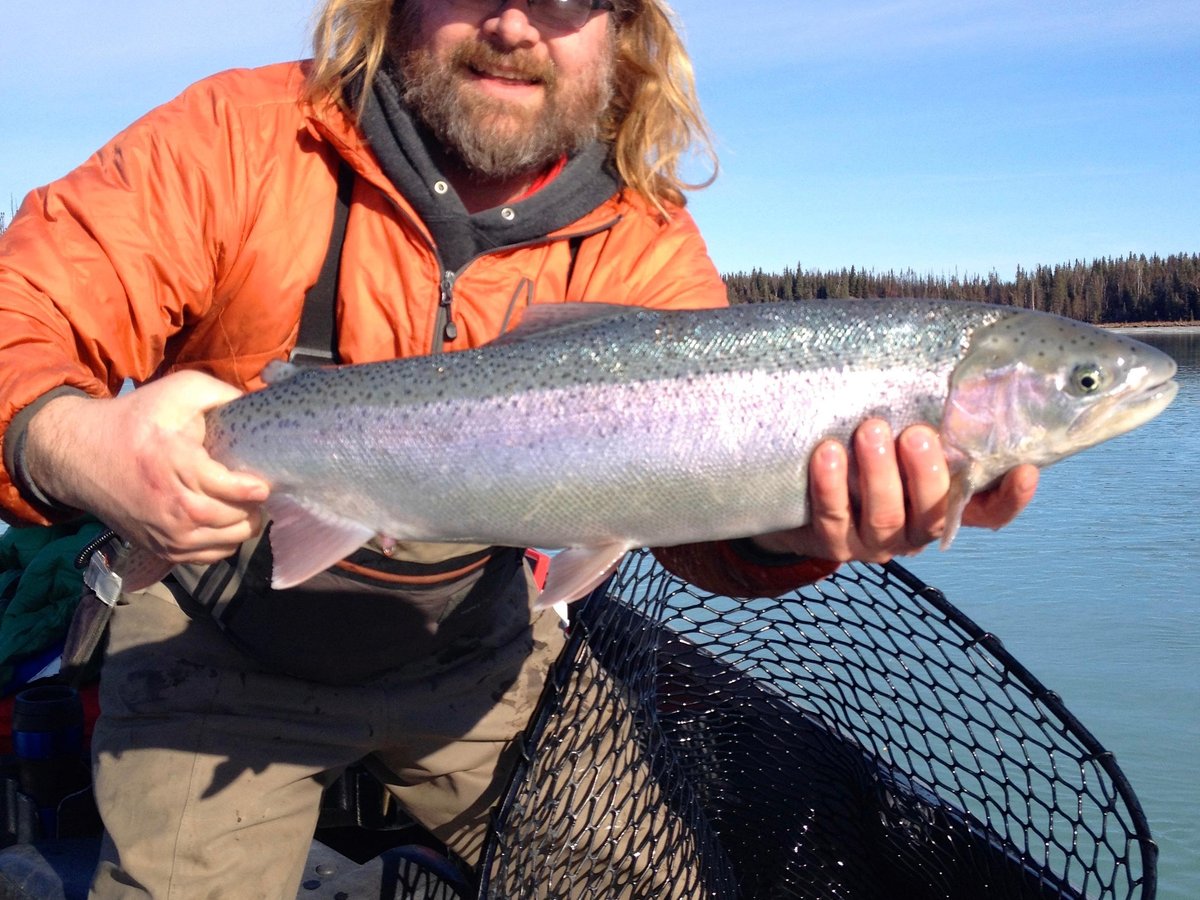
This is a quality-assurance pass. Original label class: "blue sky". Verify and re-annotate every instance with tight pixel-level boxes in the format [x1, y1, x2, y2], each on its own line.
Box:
[3, 0, 1197, 277]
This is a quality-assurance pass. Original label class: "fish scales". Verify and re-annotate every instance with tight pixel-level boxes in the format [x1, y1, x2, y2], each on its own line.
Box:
[191, 299, 1179, 606]
[206, 302, 988, 541]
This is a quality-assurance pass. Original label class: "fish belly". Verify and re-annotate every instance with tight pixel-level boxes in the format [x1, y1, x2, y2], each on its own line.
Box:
[244, 363, 953, 551]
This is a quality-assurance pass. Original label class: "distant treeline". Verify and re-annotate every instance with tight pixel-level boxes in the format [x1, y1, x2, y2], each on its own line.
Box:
[724, 252, 1200, 324]
[2, 206, 1194, 324]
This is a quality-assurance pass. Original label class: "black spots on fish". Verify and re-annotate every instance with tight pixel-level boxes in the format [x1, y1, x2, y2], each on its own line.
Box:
[357, 384, 384, 405]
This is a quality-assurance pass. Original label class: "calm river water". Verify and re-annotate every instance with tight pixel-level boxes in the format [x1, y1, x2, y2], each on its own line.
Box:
[907, 329, 1199, 900]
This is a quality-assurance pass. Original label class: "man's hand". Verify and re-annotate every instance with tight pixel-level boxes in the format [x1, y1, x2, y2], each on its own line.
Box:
[24, 371, 270, 564]
[752, 418, 1039, 563]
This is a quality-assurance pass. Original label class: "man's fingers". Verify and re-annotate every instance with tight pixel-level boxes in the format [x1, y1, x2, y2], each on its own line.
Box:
[182, 464, 267, 532]
[805, 440, 855, 561]
[852, 420, 908, 558]
[897, 425, 949, 548]
[962, 464, 1040, 529]
[146, 506, 264, 561]
[154, 451, 268, 555]
[192, 457, 271, 506]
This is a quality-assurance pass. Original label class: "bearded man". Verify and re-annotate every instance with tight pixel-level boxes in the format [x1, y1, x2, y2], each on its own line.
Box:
[0, 0, 1037, 895]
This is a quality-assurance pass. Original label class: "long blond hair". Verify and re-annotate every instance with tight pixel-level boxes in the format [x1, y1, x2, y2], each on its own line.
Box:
[305, 0, 716, 210]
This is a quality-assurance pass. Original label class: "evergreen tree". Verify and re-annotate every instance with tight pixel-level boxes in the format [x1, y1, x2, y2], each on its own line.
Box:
[723, 253, 1199, 322]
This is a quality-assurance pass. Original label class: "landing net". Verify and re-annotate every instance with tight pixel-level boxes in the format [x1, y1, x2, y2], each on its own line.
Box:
[477, 550, 1156, 899]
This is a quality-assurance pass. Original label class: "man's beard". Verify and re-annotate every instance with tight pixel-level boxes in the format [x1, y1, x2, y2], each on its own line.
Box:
[392, 25, 614, 181]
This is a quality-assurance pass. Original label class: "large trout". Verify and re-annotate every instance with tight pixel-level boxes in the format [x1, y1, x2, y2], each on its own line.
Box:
[128, 300, 1179, 607]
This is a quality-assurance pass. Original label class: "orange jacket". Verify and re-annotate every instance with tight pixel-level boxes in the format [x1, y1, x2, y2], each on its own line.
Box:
[0, 62, 726, 524]
[0, 62, 829, 597]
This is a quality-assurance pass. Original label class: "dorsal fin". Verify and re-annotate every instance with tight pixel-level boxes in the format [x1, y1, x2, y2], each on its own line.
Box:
[260, 360, 304, 384]
[492, 302, 635, 345]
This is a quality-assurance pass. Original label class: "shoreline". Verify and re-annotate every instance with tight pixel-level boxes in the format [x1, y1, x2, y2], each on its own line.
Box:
[1104, 321, 1200, 334]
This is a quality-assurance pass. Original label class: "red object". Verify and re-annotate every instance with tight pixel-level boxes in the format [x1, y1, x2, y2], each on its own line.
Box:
[525, 549, 551, 591]
[0, 681, 101, 757]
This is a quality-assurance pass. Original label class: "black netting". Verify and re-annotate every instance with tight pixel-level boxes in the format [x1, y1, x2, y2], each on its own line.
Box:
[382, 846, 468, 899]
[477, 550, 1156, 899]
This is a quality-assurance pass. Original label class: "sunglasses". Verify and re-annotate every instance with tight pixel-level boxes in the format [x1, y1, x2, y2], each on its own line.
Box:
[445, 0, 619, 32]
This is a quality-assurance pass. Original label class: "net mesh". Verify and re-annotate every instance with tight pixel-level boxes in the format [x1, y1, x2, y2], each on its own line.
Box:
[476, 550, 1156, 900]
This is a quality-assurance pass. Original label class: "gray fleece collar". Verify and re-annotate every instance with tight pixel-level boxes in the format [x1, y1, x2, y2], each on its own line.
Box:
[360, 74, 621, 273]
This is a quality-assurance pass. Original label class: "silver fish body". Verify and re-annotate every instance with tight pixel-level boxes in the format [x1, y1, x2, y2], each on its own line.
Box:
[200, 299, 1178, 606]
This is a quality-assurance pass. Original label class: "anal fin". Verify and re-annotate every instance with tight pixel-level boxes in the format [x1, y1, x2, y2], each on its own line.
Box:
[535, 543, 631, 610]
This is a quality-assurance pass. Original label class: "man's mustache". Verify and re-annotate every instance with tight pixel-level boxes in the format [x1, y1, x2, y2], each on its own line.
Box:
[449, 41, 558, 89]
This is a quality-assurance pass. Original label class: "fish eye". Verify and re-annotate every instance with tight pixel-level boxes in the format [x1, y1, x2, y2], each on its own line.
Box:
[1070, 364, 1105, 395]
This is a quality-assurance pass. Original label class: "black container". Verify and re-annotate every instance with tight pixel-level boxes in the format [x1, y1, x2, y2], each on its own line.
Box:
[12, 685, 89, 837]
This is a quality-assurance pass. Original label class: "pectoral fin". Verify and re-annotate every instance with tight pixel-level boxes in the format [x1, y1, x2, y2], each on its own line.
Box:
[941, 463, 985, 549]
[535, 543, 632, 610]
[265, 495, 375, 589]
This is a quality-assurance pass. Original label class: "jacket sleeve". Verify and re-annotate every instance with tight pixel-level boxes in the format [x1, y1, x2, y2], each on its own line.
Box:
[652, 542, 841, 599]
[0, 77, 253, 525]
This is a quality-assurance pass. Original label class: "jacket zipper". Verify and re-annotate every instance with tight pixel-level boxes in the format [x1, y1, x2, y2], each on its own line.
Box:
[381, 183, 623, 353]
[435, 215, 624, 349]
[376, 193, 454, 354]
[437, 269, 459, 346]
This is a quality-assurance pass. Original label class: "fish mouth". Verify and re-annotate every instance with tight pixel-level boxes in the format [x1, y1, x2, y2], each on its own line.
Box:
[1071, 375, 1179, 441]
[1134, 376, 1180, 418]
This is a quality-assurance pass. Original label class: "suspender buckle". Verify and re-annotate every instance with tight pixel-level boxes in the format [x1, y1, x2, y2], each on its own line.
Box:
[81, 535, 126, 607]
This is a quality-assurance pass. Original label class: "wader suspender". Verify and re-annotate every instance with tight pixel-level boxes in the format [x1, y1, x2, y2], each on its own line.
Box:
[291, 160, 355, 366]
[169, 160, 357, 617]
[64, 163, 358, 680]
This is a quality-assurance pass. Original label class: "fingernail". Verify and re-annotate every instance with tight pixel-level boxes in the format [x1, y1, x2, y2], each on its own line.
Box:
[815, 442, 844, 470]
[902, 430, 932, 454]
[861, 423, 889, 454]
